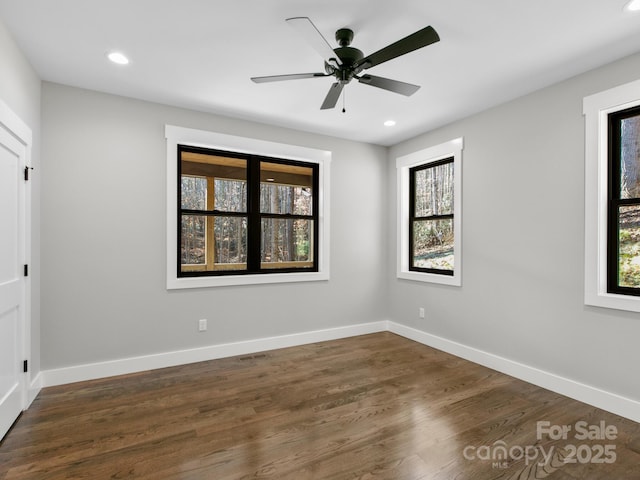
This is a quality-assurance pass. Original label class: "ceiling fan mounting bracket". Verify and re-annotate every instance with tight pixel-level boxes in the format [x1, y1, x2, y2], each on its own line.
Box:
[335, 28, 354, 47]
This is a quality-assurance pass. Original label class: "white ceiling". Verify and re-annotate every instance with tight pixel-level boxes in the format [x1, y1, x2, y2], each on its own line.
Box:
[1, 0, 640, 146]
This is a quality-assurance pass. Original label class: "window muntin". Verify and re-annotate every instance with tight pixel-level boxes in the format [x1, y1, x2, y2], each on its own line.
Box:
[608, 106, 640, 295]
[178, 145, 318, 277]
[409, 158, 455, 275]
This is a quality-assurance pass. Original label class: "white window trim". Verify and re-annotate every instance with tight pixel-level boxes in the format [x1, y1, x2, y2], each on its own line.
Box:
[584, 79, 640, 312]
[396, 137, 463, 286]
[166, 125, 331, 289]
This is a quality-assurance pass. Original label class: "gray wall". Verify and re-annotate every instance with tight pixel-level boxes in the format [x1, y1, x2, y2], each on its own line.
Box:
[41, 82, 389, 369]
[0, 19, 41, 376]
[388, 52, 640, 402]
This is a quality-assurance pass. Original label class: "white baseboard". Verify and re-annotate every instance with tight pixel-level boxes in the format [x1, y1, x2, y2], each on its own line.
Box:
[387, 321, 640, 424]
[38, 320, 640, 424]
[27, 372, 42, 408]
[42, 321, 388, 387]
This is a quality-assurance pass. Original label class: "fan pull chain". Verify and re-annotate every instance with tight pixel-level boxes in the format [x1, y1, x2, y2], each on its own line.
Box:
[342, 88, 346, 113]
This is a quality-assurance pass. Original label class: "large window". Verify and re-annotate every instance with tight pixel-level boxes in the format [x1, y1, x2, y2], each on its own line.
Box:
[178, 146, 318, 276]
[166, 126, 330, 289]
[397, 138, 462, 286]
[607, 106, 640, 296]
[584, 78, 640, 312]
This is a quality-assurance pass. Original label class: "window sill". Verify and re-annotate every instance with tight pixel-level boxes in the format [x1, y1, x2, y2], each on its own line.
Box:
[397, 270, 461, 286]
[168, 271, 329, 290]
[585, 289, 640, 313]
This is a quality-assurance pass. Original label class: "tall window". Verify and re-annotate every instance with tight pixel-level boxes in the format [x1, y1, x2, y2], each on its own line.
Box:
[409, 158, 454, 275]
[396, 138, 462, 286]
[178, 145, 318, 277]
[583, 79, 640, 312]
[608, 105, 640, 295]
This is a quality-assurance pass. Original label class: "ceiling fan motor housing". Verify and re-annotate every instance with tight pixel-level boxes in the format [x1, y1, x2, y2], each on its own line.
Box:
[326, 28, 364, 83]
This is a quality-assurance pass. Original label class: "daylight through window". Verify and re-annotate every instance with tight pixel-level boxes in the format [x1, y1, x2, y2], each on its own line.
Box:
[608, 105, 640, 295]
[178, 145, 318, 277]
[410, 158, 455, 274]
[396, 137, 462, 286]
[583, 79, 640, 311]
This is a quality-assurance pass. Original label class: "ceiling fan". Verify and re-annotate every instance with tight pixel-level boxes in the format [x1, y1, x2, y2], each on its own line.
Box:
[251, 17, 440, 110]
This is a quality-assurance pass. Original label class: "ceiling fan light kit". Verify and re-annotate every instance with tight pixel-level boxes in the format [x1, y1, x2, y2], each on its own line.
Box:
[251, 17, 440, 110]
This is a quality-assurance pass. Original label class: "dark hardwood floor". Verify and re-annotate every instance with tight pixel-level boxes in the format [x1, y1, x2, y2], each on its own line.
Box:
[1, 332, 639, 479]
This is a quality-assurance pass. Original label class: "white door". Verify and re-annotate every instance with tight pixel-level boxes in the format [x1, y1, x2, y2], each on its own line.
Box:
[0, 111, 29, 441]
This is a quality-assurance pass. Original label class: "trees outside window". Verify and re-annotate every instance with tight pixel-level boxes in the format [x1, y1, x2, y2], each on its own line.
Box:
[178, 145, 318, 277]
[409, 158, 454, 275]
[396, 138, 463, 286]
[583, 78, 640, 311]
[608, 105, 640, 295]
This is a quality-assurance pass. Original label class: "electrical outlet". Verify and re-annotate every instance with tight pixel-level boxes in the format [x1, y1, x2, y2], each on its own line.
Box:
[419, 308, 425, 319]
[198, 319, 207, 332]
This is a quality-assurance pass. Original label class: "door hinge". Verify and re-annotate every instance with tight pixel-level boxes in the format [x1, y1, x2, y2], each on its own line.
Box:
[24, 264, 28, 277]
[24, 166, 33, 181]
[23, 360, 28, 373]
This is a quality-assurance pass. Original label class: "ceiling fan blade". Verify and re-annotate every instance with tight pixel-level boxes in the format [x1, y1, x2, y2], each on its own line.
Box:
[357, 74, 420, 96]
[320, 82, 344, 110]
[251, 73, 329, 83]
[354, 25, 439, 71]
[286, 17, 342, 66]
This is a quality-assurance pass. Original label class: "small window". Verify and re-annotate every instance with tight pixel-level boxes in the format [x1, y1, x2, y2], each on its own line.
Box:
[607, 105, 640, 295]
[409, 158, 455, 274]
[178, 145, 318, 277]
[396, 138, 463, 286]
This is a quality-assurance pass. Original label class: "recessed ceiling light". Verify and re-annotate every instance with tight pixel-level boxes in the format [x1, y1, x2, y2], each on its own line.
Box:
[107, 51, 129, 65]
[384, 120, 396, 127]
[625, 0, 640, 11]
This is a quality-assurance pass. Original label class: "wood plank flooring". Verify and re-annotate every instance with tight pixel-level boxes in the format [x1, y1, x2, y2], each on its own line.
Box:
[1, 332, 639, 479]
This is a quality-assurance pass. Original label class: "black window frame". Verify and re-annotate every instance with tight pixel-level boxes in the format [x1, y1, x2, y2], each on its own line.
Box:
[177, 144, 319, 278]
[607, 105, 640, 296]
[409, 157, 455, 276]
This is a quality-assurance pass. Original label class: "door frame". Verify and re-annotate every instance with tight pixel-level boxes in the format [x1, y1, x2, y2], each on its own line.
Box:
[0, 98, 33, 414]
